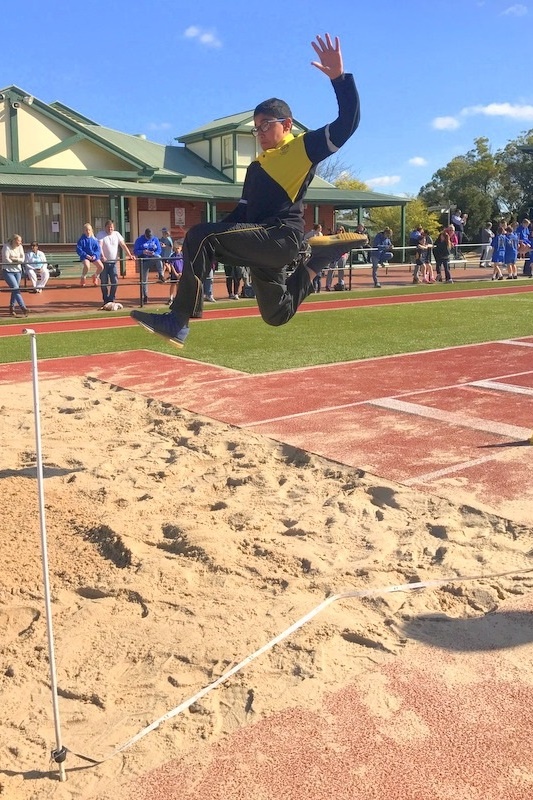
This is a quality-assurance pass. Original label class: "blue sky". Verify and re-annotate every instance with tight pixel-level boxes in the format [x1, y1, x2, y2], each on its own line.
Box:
[4, 0, 533, 196]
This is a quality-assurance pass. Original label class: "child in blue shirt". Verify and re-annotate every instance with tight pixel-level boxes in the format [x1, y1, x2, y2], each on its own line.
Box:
[491, 226, 506, 280]
[76, 223, 103, 286]
[167, 242, 183, 305]
[504, 225, 519, 279]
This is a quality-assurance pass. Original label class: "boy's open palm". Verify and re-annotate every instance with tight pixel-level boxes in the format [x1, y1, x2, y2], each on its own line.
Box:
[311, 34, 343, 80]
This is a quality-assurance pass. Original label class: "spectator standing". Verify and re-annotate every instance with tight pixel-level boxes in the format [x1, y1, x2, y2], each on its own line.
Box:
[516, 217, 532, 277]
[414, 231, 434, 283]
[451, 209, 468, 244]
[77, 223, 103, 287]
[203, 262, 217, 302]
[491, 225, 506, 281]
[370, 227, 393, 288]
[325, 225, 348, 291]
[167, 241, 183, 306]
[447, 224, 459, 258]
[422, 231, 434, 283]
[2, 233, 29, 316]
[96, 220, 133, 306]
[133, 228, 163, 303]
[504, 225, 519, 279]
[159, 227, 173, 276]
[479, 222, 493, 268]
[24, 241, 50, 293]
[433, 229, 453, 283]
[224, 264, 243, 299]
[304, 223, 324, 292]
[304, 223, 323, 241]
[356, 222, 370, 262]
[408, 225, 423, 266]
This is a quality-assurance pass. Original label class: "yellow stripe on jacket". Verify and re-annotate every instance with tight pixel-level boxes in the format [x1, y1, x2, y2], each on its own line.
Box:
[256, 133, 312, 203]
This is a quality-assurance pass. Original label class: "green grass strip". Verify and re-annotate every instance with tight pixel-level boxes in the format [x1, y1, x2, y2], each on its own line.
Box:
[2, 292, 532, 373]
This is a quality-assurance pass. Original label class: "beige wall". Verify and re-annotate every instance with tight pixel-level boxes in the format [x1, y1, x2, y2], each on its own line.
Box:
[33, 139, 133, 171]
[0, 106, 8, 159]
[17, 105, 75, 161]
[14, 105, 134, 171]
[187, 140, 210, 163]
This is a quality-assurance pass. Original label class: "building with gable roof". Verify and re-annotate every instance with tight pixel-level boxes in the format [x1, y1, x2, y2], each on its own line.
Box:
[0, 86, 408, 269]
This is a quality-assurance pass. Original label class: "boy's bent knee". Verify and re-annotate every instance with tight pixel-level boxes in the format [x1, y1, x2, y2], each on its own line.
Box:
[259, 305, 293, 327]
[263, 316, 290, 328]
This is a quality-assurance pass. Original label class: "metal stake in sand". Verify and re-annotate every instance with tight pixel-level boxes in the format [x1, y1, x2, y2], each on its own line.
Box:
[23, 329, 67, 782]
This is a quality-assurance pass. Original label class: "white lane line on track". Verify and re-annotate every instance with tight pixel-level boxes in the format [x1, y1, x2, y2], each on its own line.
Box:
[498, 339, 533, 347]
[368, 397, 531, 440]
[404, 454, 504, 485]
[470, 380, 533, 396]
[243, 371, 533, 428]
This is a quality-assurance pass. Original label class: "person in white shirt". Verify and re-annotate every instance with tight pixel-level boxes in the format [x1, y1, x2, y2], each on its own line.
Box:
[96, 219, 133, 306]
[24, 241, 50, 293]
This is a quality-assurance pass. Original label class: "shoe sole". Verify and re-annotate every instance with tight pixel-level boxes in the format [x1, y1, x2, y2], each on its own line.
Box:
[307, 232, 368, 247]
[133, 317, 185, 349]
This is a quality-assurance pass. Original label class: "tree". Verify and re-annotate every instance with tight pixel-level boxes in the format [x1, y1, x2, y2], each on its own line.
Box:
[368, 198, 440, 246]
[495, 130, 533, 220]
[315, 155, 355, 184]
[334, 176, 371, 191]
[418, 138, 501, 240]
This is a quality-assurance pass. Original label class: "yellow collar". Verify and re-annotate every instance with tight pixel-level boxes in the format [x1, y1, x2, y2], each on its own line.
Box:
[259, 132, 295, 156]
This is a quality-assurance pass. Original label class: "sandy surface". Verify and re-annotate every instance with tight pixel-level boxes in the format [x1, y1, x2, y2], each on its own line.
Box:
[1, 375, 533, 800]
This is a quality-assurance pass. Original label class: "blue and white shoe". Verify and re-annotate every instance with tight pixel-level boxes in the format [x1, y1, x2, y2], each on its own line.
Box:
[131, 310, 189, 348]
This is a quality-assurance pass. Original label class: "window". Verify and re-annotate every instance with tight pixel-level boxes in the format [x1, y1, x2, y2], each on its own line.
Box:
[222, 135, 233, 168]
[2, 195, 32, 244]
[91, 196, 109, 234]
[34, 195, 60, 244]
[63, 196, 87, 242]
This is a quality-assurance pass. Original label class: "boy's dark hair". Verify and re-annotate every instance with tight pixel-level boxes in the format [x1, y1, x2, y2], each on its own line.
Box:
[253, 97, 292, 119]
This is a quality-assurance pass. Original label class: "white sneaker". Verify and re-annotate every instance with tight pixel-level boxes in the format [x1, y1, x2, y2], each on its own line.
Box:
[204, 295, 217, 302]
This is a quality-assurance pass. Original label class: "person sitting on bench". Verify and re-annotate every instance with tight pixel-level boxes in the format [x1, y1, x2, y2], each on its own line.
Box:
[131, 33, 366, 348]
[24, 241, 50, 293]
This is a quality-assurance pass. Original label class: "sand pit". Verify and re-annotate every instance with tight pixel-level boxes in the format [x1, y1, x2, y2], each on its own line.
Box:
[1, 375, 533, 800]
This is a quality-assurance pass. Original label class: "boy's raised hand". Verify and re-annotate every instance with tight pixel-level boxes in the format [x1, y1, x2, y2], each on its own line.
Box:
[311, 33, 343, 80]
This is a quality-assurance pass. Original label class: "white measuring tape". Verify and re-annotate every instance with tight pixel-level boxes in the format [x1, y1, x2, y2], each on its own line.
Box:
[68, 565, 533, 764]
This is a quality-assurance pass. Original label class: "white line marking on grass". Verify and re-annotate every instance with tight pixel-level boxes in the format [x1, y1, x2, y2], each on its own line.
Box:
[369, 397, 531, 440]
[470, 380, 533, 396]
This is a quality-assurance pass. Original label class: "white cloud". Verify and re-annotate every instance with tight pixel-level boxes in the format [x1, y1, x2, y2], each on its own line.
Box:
[183, 25, 222, 47]
[430, 100, 533, 133]
[461, 102, 533, 121]
[147, 122, 172, 131]
[408, 156, 428, 166]
[366, 175, 401, 188]
[432, 116, 461, 131]
[501, 4, 528, 16]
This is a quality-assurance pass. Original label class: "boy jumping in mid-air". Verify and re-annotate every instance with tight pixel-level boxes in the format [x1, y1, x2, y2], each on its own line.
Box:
[131, 33, 366, 347]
